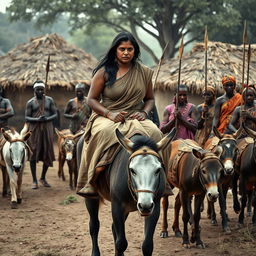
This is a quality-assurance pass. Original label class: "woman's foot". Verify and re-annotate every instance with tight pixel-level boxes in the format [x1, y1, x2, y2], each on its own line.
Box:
[39, 179, 51, 187]
[77, 184, 98, 198]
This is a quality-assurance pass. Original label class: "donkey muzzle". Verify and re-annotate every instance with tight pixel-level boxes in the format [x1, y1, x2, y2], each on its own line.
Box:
[13, 164, 22, 172]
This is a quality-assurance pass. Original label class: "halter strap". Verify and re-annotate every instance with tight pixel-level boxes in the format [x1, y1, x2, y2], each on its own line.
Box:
[129, 146, 160, 161]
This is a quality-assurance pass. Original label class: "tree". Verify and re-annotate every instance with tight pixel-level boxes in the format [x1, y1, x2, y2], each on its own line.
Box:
[7, 0, 256, 63]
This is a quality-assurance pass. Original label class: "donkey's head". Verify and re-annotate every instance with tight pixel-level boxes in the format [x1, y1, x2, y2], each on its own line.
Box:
[1, 128, 31, 173]
[55, 128, 84, 161]
[115, 128, 176, 216]
[192, 147, 223, 202]
[213, 126, 241, 175]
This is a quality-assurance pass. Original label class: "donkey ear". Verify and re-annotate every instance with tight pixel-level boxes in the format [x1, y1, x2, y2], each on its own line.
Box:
[23, 131, 32, 141]
[233, 126, 243, 139]
[1, 129, 12, 142]
[213, 145, 223, 158]
[157, 127, 176, 151]
[55, 128, 65, 139]
[213, 126, 223, 139]
[192, 148, 206, 159]
[115, 128, 134, 153]
[73, 130, 85, 140]
[242, 123, 256, 139]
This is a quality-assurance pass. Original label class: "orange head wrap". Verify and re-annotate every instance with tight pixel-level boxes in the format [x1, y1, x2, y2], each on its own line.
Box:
[222, 75, 236, 86]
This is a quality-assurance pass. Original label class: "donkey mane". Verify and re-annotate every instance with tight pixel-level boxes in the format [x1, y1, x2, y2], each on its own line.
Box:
[131, 136, 158, 152]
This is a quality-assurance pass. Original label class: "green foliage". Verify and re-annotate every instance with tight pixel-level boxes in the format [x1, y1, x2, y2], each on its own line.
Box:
[6, 0, 256, 63]
[59, 195, 78, 206]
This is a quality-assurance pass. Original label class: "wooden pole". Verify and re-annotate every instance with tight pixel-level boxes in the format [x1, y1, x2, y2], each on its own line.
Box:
[204, 26, 208, 93]
[242, 20, 248, 87]
[246, 43, 251, 88]
[45, 54, 51, 89]
[153, 42, 169, 89]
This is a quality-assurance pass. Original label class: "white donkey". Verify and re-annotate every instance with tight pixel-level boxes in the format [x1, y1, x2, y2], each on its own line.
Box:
[0, 126, 31, 209]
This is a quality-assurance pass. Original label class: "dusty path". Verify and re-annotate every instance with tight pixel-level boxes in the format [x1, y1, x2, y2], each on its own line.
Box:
[0, 157, 256, 256]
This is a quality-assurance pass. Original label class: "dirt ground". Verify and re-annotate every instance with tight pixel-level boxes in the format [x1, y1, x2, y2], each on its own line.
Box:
[1, 147, 256, 256]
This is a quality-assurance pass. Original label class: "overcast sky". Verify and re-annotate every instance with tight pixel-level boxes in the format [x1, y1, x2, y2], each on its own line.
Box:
[0, 0, 11, 13]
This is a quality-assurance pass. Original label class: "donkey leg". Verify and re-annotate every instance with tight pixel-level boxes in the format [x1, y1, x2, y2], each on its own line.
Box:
[16, 172, 23, 204]
[58, 154, 66, 181]
[111, 201, 127, 256]
[172, 192, 182, 237]
[85, 198, 100, 256]
[232, 172, 240, 213]
[180, 191, 190, 248]
[73, 160, 78, 189]
[160, 196, 169, 238]
[192, 194, 205, 249]
[252, 189, 256, 225]
[142, 201, 161, 256]
[9, 174, 18, 209]
[218, 185, 230, 233]
[1, 166, 8, 197]
[247, 189, 253, 217]
[67, 160, 73, 190]
[238, 180, 247, 226]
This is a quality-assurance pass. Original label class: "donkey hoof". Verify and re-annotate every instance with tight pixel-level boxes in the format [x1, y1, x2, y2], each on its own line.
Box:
[237, 222, 244, 228]
[182, 243, 191, 249]
[211, 220, 218, 226]
[11, 201, 18, 209]
[17, 198, 22, 204]
[196, 243, 205, 249]
[224, 227, 231, 234]
[160, 231, 168, 238]
[175, 231, 182, 238]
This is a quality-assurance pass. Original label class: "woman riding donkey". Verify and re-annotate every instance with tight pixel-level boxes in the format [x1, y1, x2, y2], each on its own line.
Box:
[77, 31, 172, 198]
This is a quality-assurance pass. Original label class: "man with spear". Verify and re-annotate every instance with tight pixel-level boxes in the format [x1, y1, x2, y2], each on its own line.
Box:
[160, 36, 197, 139]
[25, 56, 57, 189]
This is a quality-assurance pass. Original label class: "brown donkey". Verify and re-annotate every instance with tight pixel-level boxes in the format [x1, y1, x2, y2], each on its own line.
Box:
[161, 139, 223, 249]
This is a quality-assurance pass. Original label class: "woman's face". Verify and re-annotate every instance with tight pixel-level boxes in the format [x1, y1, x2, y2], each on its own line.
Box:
[116, 40, 135, 65]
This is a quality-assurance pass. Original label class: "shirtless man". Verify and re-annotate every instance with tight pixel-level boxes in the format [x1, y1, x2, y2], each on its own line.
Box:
[213, 76, 242, 133]
[25, 80, 57, 189]
[229, 86, 256, 134]
[0, 85, 14, 130]
[64, 83, 91, 134]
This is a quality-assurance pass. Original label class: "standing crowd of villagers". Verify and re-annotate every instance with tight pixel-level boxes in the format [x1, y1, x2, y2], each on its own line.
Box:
[0, 74, 256, 194]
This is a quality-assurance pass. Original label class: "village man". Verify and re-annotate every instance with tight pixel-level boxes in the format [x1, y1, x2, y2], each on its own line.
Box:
[0, 85, 14, 131]
[25, 80, 57, 189]
[160, 84, 197, 139]
[228, 86, 256, 135]
[213, 75, 242, 133]
[195, 86, 216, 146]
[64, 83, 91, 134]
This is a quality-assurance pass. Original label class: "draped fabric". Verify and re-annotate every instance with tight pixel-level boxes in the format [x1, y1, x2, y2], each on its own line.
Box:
[218, 93, 242, 133]
[77, 63, 164, 191]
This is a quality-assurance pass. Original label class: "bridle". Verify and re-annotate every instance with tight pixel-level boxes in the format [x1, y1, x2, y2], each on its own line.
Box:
[127, 146, 162, 201]
[197, 154, 223, 192]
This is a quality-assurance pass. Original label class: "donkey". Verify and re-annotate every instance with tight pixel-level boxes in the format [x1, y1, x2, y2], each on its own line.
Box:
[203, 127, 241, 233]
[0, 127, 31, 209]
[233, 124, 256, 225]
[55, 128, 84, 190]
[78, 128, 176, 256]
[160, 139, 223, 249]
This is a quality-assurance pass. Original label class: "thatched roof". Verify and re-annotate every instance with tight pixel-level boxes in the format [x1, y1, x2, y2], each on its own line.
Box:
[154, 41, 256, 94]
[0, 33, 98, 90]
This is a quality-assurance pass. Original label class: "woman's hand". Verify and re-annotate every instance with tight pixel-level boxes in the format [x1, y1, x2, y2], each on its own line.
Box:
[107, 111, 128, 123]
[129, 111, 147, 121]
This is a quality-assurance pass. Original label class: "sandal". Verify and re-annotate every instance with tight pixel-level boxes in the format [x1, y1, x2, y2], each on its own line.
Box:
[39, 179, 51, 187]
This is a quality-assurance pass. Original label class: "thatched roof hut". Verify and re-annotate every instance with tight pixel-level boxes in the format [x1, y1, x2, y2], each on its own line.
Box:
[0, 33, 98, 90]
[154, 41, 256, 95]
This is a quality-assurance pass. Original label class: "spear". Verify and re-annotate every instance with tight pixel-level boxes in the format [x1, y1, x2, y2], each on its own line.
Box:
[242, 20, 248, 87]
[153, 41, 170, 89]
[176, 35, 184, 110]
[204, 26, 208, 93]
[175, 35, 184, 129]
[246, 43, 251, 88]
[45, 54, 51, 89]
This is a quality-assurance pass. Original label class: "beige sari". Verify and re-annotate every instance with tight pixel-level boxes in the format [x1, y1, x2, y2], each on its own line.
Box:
[77, 63, 163, 190]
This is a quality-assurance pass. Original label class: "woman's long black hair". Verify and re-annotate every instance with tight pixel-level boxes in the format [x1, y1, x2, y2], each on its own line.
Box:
[92, 31, 141, 87]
